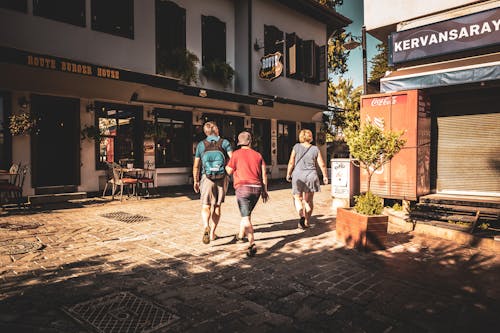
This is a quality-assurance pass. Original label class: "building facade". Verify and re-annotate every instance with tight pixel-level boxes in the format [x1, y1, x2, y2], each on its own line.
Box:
[0, 0, 350, 197]
[364, 0, 500, 198]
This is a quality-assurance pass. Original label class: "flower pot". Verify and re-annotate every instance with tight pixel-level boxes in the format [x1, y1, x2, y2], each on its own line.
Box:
[336, 207, 388, 251]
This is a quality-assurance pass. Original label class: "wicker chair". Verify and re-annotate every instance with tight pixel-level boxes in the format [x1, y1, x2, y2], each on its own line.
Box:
[102, 162, 138, 201]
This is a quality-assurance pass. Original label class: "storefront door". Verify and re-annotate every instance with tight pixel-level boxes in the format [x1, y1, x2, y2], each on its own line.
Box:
[31, 95, 80, 189]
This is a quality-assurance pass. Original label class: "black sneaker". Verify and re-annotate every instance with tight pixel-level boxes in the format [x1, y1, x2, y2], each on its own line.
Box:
[246, 244, 257, 257]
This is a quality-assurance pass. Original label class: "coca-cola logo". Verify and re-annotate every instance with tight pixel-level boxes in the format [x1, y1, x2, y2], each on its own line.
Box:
[370, 96, 398, 107]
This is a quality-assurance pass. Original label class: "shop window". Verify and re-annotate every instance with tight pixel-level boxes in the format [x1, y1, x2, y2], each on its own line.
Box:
[33, 0, 85, 26]
[277, 120, 296, 164]
[156, 0, 186, 74]
[251, 118, 271, 165]
[0, 93, 12, 170]
[198, 114, 243, 149]
[0, 0, 27, 12]
[202, 15, 226, 65]
[91, 0, 134, 39]
[153, 109, 191, 167]
[96, 102, 142, 169]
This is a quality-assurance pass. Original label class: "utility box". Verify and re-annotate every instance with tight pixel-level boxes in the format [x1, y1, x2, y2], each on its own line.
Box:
[360, 90, 431, 200]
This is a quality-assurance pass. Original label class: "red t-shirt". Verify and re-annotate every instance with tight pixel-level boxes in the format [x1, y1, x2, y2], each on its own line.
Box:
[226, 148, 266, 189]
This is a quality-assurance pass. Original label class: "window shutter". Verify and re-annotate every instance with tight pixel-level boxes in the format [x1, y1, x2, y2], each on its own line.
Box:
[317, 45, 326, 83]
[303, 40, 316, 81]
[264, 25, 284, 55]
[286, 33, 297, 77]
[295, 36, 303, 80]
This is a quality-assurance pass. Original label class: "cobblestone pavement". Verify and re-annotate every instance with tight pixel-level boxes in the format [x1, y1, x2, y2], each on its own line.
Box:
[0, 184, 498, 332]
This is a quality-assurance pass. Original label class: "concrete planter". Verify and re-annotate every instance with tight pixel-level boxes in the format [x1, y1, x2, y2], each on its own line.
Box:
[336, 208, 388, 251]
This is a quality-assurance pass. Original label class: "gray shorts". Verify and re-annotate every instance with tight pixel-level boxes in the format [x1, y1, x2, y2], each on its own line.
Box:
[200, 175, 228, 206]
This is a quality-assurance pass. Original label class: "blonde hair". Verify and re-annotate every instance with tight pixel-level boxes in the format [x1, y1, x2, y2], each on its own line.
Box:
[299, 129, 313, 143]
[203, 121, 218, 136]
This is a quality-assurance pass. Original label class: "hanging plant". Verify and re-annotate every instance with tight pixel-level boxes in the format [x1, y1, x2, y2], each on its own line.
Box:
[202, 60, 235, 87]
[8, 112, 35, 136]
[81, 125, 102, 142]
[158, 48, 199, 84]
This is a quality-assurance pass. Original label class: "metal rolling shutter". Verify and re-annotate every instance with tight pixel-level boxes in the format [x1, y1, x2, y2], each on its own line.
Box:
[437, 112, 500, 195]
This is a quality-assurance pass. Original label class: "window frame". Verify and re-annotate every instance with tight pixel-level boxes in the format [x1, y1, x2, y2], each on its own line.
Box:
[201, 15, 226, 65]
[153, 108, 192, 168]
[155, 0, 186, 74]
[33, 0, 86, 27]
[91, 0, 134, 39]
[95, 102, 143, 170]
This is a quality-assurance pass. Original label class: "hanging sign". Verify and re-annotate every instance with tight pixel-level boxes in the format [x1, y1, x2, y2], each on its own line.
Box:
[259, 52, 283, 81]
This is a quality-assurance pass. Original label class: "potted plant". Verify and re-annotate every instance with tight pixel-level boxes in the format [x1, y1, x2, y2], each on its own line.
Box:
[201, 60, 234, 87]
[8, 112, 35, 136]
[336, 119, 406, 250]
[81, 125, 102, 142]
[158, 48, 199, 85]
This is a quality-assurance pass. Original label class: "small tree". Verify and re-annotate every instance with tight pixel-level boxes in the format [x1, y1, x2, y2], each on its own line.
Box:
[344, 120, 406, 214]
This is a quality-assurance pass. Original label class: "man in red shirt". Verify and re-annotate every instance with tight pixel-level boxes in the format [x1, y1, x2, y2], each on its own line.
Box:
[225, 131, 268, 257]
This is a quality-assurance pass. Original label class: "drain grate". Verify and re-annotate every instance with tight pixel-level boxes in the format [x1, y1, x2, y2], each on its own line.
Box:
[101, 211, 151, 223]
[63, 291, 179, 333]
[0, 222, 43, 231]
[0, 240, 43, 255]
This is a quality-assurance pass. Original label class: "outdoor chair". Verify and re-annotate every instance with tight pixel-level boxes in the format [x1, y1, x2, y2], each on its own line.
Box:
[102, 162, 138, 201]
[0, 163, 20, 184]
[137, 161, 156, 197]
[0, 165, 28, 208]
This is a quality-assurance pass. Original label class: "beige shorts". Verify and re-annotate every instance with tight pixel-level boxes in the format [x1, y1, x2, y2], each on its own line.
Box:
[199, 175, 228, 206]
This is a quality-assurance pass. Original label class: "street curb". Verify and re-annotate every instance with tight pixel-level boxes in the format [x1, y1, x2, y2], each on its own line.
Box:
[385, 208, 499, 253]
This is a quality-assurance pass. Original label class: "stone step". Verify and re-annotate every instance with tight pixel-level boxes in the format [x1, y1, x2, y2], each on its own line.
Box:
[28, 192, 87, 205]
[419, 194, 500, 210]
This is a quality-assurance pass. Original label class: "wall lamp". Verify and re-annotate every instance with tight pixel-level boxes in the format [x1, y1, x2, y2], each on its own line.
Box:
[253, 38, 264, 51]
[18, 96, 30, 108]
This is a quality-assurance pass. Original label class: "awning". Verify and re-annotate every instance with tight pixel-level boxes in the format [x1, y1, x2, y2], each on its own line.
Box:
[380, 53, 500, 92]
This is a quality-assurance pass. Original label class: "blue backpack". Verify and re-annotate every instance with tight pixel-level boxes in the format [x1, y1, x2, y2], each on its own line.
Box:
[201, 139, 227, 180]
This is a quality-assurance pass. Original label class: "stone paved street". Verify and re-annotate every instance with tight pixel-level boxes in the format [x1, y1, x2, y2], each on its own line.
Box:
[0, 183, 498, 332]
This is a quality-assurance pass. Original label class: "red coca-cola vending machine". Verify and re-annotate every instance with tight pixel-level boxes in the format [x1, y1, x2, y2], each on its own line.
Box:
[360, 90, 431, 200]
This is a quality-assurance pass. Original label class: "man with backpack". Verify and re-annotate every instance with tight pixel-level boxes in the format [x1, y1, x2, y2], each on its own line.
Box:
[193, 121, 233, 244]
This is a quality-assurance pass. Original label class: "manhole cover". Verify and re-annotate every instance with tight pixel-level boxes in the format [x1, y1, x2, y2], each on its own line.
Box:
[63, 291, 179, 333]
[101, 212, 151, 223]
[0, 240, 43, 255]
[0, 222, 43, 231]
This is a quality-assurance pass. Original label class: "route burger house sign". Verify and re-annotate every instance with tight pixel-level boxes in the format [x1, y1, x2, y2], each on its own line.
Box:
[259, 52, 283, 81]
[389, 8, 500, 64]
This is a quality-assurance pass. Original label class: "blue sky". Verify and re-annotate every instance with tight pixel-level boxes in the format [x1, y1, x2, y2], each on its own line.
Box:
[332, 0, 380, 89]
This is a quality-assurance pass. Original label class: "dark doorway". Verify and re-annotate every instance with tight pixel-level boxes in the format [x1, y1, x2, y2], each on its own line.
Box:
[200, 114, 244, 149]
[31, 95, 80, 188]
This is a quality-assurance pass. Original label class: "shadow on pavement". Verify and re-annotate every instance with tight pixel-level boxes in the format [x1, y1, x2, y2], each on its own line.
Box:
[1, 227, 498, 332]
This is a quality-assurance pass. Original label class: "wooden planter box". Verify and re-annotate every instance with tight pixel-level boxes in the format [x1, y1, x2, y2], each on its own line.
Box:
[336, 208, 388, 251]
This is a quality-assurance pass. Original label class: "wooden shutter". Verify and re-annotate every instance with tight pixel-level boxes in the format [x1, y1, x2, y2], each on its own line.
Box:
[303, 40, 316, 81]
[264, 25, 284, 55]
[286, 33, 296, 77]
[316, 45, 326, 83]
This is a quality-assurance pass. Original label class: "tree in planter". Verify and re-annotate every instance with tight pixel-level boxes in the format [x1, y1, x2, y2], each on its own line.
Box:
[158, 48, 199, 85]
[344, 120, 406, 215]
[201, 60, 235, 87]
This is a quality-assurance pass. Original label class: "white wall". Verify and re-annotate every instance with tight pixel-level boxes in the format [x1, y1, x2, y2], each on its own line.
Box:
[251, 0, 328, 105]
[363, 0, 481, 30]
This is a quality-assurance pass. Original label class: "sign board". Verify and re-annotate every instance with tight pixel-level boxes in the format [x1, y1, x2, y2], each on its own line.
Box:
[331, 159, 351, 198]
[389, 8, 500, 65]
[259, 52, 283, 81]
